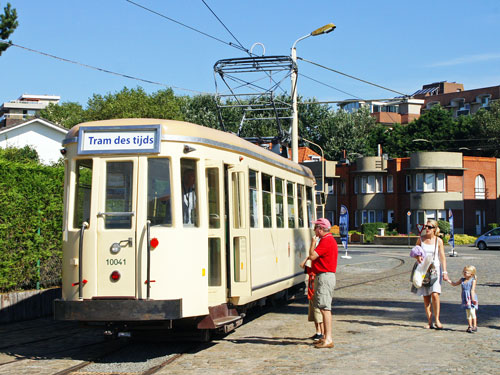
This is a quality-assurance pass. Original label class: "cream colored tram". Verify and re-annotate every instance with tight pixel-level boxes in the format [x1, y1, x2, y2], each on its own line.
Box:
[54, 119, 316, 334]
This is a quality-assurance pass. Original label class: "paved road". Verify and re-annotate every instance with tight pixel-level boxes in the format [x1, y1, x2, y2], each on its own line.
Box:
[160, 245, 500, 375]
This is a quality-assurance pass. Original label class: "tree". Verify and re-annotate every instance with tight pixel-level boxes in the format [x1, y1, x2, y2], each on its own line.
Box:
[85, 87, 184, 121]
[319, 107, 377, 160]
[40, 102, 86, 129]
[470, 100, 500, 157]
[0, 2, 18, 56]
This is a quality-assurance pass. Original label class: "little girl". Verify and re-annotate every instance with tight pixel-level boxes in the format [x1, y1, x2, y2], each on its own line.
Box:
[448, 265, 478, 333]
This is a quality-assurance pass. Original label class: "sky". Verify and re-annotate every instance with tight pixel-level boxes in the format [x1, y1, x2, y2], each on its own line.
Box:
[1, 0, 499, 107]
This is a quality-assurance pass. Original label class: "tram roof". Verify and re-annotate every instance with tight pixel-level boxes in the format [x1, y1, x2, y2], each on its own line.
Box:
[65, 118, 314, 179]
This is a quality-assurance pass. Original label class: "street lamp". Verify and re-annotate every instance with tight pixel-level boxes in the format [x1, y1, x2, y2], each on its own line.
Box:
[301, 136, 325, 218]
[291, 23, 336, 163]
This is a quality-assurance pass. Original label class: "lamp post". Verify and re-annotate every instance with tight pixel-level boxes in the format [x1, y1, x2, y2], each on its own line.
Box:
[291, 23, 336, 163]
[301, 136, 325, 218]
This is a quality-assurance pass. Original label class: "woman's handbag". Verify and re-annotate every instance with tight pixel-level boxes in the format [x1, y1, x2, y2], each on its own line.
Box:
[411, 240, 438, 288]
[421, 263, 438, 287]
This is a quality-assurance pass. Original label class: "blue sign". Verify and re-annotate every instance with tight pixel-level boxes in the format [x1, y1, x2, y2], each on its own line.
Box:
[449, 209, 455, 248]
[339, 205, 349, 249]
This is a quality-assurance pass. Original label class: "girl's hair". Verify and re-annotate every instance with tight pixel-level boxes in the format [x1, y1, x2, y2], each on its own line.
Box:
[464, 265, 477, 280]
[427, 219, 440, 236]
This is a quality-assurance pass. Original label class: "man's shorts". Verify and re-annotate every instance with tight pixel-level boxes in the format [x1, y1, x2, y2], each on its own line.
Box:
[313, 272, 336, 311]
[308, 299, 323, 323]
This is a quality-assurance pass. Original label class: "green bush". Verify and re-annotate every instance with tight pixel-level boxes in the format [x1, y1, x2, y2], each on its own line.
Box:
[361, 222, 388, 243]
[453, 234, 477, 245]
[487, 223, 499, 230]
[0, 159, 64, 292]
[438, 220, 451, 235]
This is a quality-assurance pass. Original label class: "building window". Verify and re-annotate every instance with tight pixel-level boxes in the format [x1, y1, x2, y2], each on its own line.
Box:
[387, 175, 393, 193]
[417, 211, 425, 225]
[376, 176, 383, 193]
[361, 177, 366, 193]
[425, 210, 436, 221]
[367, 176, 375, 193]
[475, 175, 485, 199]
[437, 210, 446, 221]
[326, 178, 334, 195]
[424, 173, 435, 192]
[340, 180, 346, 195]
[437, 173, 446, 191]
[387, 210, 394, 224]
[416, 173, 423, 192]
[406, 175, 412, 192]
[354, 177, 358, 194]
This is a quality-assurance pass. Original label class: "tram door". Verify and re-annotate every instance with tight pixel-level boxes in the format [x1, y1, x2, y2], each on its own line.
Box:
[95, 158, 138, 297]
[227, 165, 251, 298]
[205, 161, 226, 305]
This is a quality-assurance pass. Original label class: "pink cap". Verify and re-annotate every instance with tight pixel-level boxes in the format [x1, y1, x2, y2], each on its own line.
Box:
[313, 218, 331, 229]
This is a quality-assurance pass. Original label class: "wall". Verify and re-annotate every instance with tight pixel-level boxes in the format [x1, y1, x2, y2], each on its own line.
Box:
[0, 288, 61, 323]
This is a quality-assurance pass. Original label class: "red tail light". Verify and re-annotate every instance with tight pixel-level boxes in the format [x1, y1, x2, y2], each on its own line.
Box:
[150, 237, 159, 249]
[110, 270, 121, 281]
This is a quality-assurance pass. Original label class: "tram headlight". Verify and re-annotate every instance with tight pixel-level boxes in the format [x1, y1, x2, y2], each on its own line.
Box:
[110, 270, 121, 282]
[110, 242, 121, 254]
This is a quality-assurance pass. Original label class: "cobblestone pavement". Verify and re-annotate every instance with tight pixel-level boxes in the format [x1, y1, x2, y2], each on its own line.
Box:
[160, 246, 500, 375]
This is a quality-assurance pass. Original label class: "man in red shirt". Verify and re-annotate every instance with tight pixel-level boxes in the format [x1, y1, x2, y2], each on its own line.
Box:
[302, 218, 338, 348]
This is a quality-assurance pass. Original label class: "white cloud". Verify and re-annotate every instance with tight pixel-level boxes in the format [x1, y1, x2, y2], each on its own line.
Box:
[427, 53, 500, 67]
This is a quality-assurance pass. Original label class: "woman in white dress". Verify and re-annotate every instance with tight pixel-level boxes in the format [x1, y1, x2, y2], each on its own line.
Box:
[413, 219, 450, 329]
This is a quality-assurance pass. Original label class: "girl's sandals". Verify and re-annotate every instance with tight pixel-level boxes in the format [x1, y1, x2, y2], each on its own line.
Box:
[466, 326, 473, 333]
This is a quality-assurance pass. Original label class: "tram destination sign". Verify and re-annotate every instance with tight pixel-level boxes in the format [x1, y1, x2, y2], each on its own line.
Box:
[77, 125, 161, 154]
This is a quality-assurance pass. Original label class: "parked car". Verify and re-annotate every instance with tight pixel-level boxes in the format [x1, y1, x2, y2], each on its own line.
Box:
[474, 228, 500, 250]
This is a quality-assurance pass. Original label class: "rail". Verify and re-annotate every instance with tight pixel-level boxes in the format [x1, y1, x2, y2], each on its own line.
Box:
[79, 222, 89, 300]
[146, 220, 151, 300]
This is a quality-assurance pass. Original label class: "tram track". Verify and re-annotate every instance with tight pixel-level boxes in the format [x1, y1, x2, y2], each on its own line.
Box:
[336, 254, 409, 291]
[52, 340, 201, 375]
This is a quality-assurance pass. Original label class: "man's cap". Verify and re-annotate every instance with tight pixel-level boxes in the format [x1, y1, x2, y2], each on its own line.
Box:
[313, 218, 331, 229]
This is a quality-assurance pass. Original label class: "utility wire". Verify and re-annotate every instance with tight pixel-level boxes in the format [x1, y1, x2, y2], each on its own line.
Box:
[200, 0, 249, 54]
[125, 0, 247, 53]
[300, 74, 363, 100]
[2, 42, 210, 95]
[298, 56, 408, 97]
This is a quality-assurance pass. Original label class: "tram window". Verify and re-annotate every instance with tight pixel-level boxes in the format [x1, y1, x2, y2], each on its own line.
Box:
[105, 162, 133, 229]
[275, 178, 284, 228]
[231, 171, 245, 228]
[147, 158, 172, 226]
[287, 181, 296, 228]
[208, 238, 221, 286]
[73, 159, 93, 229]
[249, 170, 258, 228]
[298, 184, 305, 227]
[180, 159, 198, 227]
[306, 186, 314, 227]
[206, 168, 220, 229]
[262, 174, 272, 228]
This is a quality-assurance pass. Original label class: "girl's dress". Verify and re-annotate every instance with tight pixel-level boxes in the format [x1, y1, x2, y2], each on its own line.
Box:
[415, 239, 442, 296]
[461, 277, 478, 310]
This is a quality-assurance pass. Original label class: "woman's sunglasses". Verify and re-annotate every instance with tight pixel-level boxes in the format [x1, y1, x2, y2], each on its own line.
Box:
[425, 225, 435, 229]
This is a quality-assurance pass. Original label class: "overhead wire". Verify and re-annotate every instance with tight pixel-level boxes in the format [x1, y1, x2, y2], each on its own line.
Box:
[297, 56, 408, 97]
[2, 42, 210, 95]
[125, 0, 247, 53]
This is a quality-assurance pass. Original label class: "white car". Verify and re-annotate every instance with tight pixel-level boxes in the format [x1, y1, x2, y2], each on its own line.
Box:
[474, 227, 500, 250]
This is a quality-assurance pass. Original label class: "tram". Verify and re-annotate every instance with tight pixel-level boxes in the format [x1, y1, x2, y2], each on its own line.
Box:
[54, 118, 316, 335]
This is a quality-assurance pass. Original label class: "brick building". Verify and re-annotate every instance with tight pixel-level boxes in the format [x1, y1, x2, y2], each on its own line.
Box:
[304, 151, 500, 235]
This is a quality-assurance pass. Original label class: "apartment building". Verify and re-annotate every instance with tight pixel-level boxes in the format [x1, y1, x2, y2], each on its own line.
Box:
[339, 81, 499, 125]
[416, 83, 500, 118]
[339, 97, 424, 125]
[0, 94, 60, 128]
